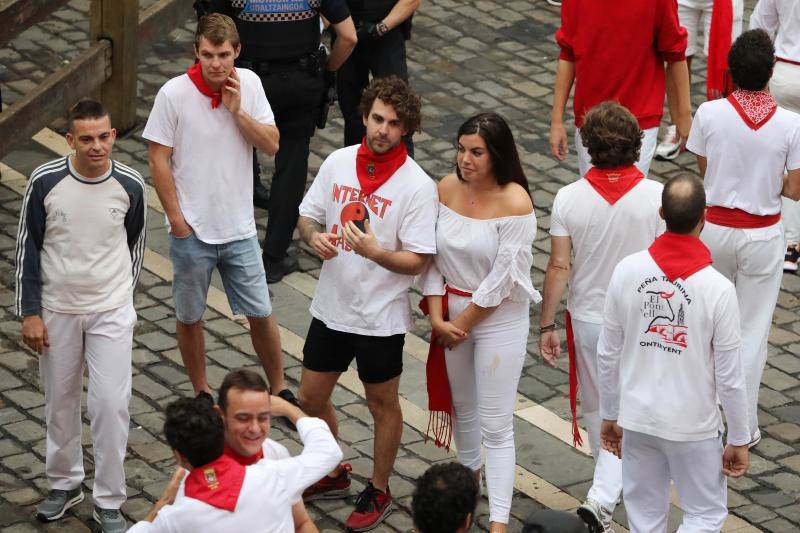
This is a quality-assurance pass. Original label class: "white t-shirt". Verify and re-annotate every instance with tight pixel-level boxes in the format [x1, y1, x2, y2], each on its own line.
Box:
[549, 179, 664, 324]
[686, 98, 800, 215]
[750, 0, 800, 62]
[128, 418, 342, 533]
[298, 145, 438, 336]
[142, 68, 275, 244]
[597, 251, 742, 442]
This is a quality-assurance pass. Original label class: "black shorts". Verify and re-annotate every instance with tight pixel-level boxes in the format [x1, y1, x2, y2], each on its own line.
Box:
[302, 318, 405, 384]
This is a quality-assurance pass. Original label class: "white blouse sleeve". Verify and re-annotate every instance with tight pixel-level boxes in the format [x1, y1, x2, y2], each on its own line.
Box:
[472, 214, 541, 307]
[420, 256, 446, 296]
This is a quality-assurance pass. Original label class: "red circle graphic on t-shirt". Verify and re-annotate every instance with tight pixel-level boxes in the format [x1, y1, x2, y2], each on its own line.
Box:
[340, 202, 370, 229]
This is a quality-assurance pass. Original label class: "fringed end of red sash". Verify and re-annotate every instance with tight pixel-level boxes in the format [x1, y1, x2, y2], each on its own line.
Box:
[565, 312, 583, 448]
[425, 410, 453, 451]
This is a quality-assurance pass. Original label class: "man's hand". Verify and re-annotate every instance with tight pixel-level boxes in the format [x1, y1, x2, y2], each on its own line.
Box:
[431, 319, 468, 349]
[538, 330, 561, 368]
[601, 420, 623, 459]
[22, 315, 48, 354]
[160, 467, 186, 506]
[170, 216, 193, 238]
[343, 220, 381, 260]
[270, 394, 304, 425]
[675, 111, 692, 144]
[309, 231, 339, 260]
[550, 121, 569, 161]
[221, 69, 242, 115]
[722, 444, 749, 478]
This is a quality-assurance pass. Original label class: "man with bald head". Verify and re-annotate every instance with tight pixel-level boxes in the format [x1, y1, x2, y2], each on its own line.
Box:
[597, 175, 750, 532]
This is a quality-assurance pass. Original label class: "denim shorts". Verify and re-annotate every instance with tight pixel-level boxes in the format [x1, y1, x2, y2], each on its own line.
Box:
[170, 233, 271, 323]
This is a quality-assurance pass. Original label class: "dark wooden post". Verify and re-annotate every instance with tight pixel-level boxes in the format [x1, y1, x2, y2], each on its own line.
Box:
[90, 0, 139, 132]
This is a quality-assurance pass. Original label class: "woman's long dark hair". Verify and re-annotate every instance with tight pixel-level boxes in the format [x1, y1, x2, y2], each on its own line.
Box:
[455, 112, 530, 196]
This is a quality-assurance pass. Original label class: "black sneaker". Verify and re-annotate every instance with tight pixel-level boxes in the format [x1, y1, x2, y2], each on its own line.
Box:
[784, 245, 799, 272]
[265, 255, 300, 284]
[274, 388, 301, 431]
[196, 390, 215, 406]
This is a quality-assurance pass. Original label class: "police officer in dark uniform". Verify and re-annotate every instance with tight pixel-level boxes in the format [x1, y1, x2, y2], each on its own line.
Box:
[339, 0, 420, 153]
[209, 0, 357, 283]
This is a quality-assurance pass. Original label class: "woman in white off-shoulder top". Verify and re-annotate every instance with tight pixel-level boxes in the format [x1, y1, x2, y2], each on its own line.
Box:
[421, 113, 540, 533]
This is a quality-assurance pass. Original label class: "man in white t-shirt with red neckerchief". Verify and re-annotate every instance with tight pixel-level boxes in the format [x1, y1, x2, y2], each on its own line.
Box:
[599, 175, 750, 532]
[296, 75, 438, 531]
[686, 29, 800, 446]
[540, 101, 663, 532]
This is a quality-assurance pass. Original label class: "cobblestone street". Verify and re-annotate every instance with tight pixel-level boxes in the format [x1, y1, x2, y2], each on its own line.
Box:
[1, 0, 799, 531]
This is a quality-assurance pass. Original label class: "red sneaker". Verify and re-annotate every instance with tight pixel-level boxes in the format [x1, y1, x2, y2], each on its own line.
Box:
[344, 482, 392, 531]
[303, 463, 352, 501]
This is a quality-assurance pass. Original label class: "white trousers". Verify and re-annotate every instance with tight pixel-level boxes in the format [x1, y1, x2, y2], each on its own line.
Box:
[445, 296, 529, 524]
[40, 302, 136, 509]
[623, 430, 727, 533]
[575, 127, 659, 180]
[677, 0, 743, 58]
[771, 61, 800, 245]
[571, 318, 623, 512]
[701, 222, 783, 436]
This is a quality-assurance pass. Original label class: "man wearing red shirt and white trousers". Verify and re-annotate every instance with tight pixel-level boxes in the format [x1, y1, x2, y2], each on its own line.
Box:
[749, 0, 800, 270]
[550, 0, 692, 179]
[686, 29, 800, 445]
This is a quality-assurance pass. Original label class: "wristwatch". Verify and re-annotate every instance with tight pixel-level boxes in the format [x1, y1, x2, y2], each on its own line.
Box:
[376, 21, 389, 37]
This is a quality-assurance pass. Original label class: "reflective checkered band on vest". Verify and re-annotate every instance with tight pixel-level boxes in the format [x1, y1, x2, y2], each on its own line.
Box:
[230, 0, 321, 22]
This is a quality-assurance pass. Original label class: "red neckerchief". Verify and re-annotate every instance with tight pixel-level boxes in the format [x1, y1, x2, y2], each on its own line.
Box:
[418, 286, 473, 451]
[355, 138, 407, 196]
[707, 0, 734, 100]
[727, 90, 778, 130]
[187, 63, 223, 109]
[648, 232, 712, 282]
[223, 441, 263, 466]
[583, 165, 644, 205]
[184, 454, 246, 512]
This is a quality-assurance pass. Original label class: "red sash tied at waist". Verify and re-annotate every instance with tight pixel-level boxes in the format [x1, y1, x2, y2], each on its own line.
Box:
[419, 285, 472, 451]
[706, 206, 781, 229]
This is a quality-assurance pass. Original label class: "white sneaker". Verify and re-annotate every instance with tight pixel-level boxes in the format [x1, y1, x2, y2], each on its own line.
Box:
[784, 245, 799, 272]
[655, 125, 682, 161]
[748, 429, 762, 449]
[577, 498, 614, 532]
[546, 0, 562, 5]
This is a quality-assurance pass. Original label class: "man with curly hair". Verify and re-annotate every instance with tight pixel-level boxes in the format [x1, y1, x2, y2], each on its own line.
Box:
[295, 75, 437, 531]
[539, 102, 664, 532]
[412, 463, 479, 533]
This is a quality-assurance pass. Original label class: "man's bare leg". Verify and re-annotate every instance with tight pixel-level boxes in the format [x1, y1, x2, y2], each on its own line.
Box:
[248, 315, 286, 393]
[299, 367, 342, 476]
[176, 320, 208, 394]
[364, 376, 402, 492]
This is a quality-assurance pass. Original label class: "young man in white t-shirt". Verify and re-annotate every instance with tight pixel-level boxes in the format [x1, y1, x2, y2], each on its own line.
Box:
[686, 29, 800, 445]
[598, 175, 750, 532]
[127, 394, 342, 532]
[296, 76, 438, 531]
[540, 101, 663, 532]
[143, 15, 295, 409]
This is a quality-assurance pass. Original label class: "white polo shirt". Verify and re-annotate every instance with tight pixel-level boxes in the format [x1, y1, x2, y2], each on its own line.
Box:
[597, 251, 742, 442]
[142, 68, 275, 244]
[299, 145, 438, 336]
[750, 0, 800, 63]
[550, 179, 664, 324]
[686, 98, 800, 216]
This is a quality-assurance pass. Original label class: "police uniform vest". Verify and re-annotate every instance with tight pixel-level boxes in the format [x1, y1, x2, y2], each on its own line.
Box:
[229, 0, 324, 61]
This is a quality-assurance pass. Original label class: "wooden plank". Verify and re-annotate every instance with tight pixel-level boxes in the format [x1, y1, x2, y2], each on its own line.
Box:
[138, 0, 196, 57]
[0, 0, 71, 47]
[0, 40, 111, 157]
[91, 0, 139, 132]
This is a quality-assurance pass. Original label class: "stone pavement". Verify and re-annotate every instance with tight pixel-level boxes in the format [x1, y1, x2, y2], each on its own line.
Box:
[1, 0, 799, 531]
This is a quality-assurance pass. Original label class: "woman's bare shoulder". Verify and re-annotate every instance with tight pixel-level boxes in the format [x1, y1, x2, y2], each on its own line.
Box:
[499, 182, 534, 216]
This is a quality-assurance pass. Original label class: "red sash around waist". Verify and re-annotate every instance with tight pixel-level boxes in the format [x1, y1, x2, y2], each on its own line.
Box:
[706, 206, 781, 229]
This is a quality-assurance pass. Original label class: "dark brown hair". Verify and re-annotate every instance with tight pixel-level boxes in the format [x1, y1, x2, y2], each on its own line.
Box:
[580, 101, 642, 169]
[195, 13, 240, 48]
[359, 76, 422, 134]
[455, 112, 530, 195]
[218, 369, 268, 414]
[67, 99, 108, 132]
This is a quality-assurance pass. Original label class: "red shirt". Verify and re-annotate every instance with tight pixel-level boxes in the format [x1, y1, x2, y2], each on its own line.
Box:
[556, 0, 687, 129]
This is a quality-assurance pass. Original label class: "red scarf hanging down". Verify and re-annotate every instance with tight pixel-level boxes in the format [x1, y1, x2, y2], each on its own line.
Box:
[727, 90, 778, 130]
[187, 63, 223, 109]
[419, 286, 472, 451]
[707, 0, 734, 100]
[648, 232, 712, 282]
[355, 138, 407, 196]
[223, 441, 263, 466]
[583, 166, 644, 205]
[184, 454, 246, 512]
[565, 312, 583, 448]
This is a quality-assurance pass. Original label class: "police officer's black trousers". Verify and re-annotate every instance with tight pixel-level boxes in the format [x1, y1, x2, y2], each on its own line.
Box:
[258, 68, 324, 263]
